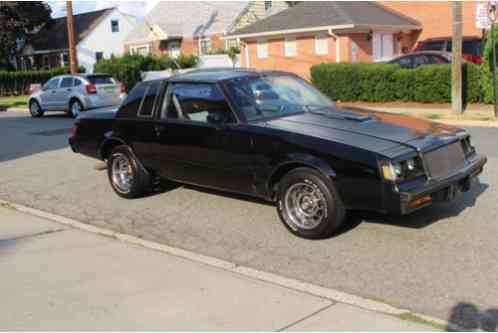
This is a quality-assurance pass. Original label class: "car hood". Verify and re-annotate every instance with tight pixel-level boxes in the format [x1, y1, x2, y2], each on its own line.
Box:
[261, 107, 465, 154]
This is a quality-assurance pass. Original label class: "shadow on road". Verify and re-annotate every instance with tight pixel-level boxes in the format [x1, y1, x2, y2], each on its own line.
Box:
[448, 302, 498, 331]
[0, 112, 74, 162]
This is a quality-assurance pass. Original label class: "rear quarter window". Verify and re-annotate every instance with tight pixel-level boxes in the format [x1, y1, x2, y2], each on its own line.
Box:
[118, 83, 147, 118]
[138, 81, 161, 117]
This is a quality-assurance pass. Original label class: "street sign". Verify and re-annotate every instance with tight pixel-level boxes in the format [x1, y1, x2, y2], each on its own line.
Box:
[477, 2, 491, 29]
[488, 0, 498, 22]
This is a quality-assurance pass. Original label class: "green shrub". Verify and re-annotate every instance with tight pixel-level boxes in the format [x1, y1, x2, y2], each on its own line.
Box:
[0, 67, 70, 96]
[94, 53, 198, 90]
[311, 62, 481, 104]
[480, 26, 498, 103]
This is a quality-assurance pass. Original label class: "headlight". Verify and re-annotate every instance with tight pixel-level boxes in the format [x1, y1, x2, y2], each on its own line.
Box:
[381, 157, 424, 181]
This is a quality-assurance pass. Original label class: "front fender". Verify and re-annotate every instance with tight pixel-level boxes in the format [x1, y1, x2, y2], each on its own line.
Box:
[263, 153, 337, 199]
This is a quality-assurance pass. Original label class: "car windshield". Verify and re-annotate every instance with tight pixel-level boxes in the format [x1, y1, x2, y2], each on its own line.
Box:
[224, 75, 334, 121]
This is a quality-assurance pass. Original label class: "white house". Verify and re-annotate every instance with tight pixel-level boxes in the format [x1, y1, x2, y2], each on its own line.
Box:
[19, 8, 140, 73]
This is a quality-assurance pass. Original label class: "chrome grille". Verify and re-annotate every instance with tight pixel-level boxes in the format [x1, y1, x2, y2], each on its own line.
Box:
[424, 142, 466, 179]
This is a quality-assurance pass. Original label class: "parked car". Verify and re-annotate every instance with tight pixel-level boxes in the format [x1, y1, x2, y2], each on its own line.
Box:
[415, 37, 482, 64]
[28, 74, 124, 118]
[388, 51, 451, 69]
[69, 69, 487, 239]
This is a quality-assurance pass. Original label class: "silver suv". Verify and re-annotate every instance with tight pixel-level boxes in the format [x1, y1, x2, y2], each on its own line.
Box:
[28, 74, 124, 118]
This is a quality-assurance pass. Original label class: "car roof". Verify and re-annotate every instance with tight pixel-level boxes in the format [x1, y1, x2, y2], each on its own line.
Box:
[168, 68, 297, 83]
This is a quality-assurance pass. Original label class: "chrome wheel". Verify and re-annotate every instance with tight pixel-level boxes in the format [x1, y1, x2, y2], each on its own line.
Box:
[71, 101, 81, 117]
[111, 153, 133, 193]
[283, 180, 327, 230]
[30, 102, 40, 116]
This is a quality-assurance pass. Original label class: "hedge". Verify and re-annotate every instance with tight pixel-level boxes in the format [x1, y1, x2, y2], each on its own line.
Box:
[94, 53, 198, 91]
[311, 62, 481, 104]
[0, 67, 67, 97]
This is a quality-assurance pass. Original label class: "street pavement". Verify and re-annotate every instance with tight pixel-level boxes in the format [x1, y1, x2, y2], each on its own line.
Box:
[0, 205, 434, 330]
[0, 111, 497, 330]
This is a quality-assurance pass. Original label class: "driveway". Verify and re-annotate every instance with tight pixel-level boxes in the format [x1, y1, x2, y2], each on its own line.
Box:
[0, 111, 497, 329]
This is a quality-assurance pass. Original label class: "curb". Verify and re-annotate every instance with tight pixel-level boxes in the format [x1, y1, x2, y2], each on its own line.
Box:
[0, 199, 462, 331]
[5, 108, 28, 113]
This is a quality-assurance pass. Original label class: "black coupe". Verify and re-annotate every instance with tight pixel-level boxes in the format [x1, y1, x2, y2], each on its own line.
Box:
[69, 69, 487, 239]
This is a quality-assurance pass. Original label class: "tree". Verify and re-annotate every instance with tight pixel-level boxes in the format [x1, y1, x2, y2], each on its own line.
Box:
[0, 2, 52, 69]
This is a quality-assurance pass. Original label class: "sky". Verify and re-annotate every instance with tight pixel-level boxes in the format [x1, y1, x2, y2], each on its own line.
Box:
[48, 1, 159, 18]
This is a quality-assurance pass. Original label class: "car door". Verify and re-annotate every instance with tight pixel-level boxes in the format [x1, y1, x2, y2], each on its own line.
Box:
[153, 82, 255, 194]
[55, 76, 74, 110]
[39, 77, 60, 109]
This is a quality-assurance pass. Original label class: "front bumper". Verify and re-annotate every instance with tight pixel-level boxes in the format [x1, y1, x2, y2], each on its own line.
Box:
[383, 154, 487, 215]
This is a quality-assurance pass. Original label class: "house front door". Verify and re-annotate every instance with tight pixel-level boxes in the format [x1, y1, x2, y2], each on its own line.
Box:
[372, 32, 394, 62]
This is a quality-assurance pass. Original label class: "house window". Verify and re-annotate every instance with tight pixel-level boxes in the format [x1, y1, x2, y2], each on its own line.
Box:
[372, 32, 394, 61]
[264, 1, 272, 11]
[257, 40, 268, 59]
[168, 40, 181, 58]
[62, 53, 69, 67]
[225, 38, 239, 50]
[315, 35, 328, 55]
[96, 52, 104, 63]
[284, 37, 297, 57]
[199, 38, 211, 55]
[130, 44, 151, 55]
[43, 55, 49, 69]
[111, 20, 119, 33]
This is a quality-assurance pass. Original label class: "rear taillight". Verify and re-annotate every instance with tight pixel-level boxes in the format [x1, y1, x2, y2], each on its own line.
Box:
[85, 84, 97, 94]
[120, 83, 126, 93]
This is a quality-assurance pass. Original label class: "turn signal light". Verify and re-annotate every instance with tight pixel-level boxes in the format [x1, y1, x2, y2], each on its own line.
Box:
[85, 83, 97, 94]
[408, 195, 432, 209]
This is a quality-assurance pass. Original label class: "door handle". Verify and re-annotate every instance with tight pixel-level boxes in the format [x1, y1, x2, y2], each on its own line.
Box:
[66, 88, 72, 92]
[51, 90, 57, 94]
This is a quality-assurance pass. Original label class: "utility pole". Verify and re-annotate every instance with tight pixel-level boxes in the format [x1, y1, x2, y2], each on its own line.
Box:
[452, 1, 463, 114]
[66, 1, 78, 74]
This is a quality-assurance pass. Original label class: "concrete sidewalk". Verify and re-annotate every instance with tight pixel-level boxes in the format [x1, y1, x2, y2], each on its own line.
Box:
[0, 206, 436, 331]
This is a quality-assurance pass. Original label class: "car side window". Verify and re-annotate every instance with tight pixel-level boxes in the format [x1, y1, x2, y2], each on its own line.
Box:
[119, 83, 147, 118]
[395, 56, 412, 68]
[413, 55, 429, 67]
[428, 55, 447, 64]
[138, 81, 161, 117]
[44, 78, 60, 90]
[74, 78, 83, 86]
[60, 77, 74, 88]
[161, 83, 235, 124]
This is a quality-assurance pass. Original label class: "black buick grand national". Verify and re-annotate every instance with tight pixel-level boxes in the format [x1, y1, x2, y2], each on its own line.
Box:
[69, 69, 487, 239]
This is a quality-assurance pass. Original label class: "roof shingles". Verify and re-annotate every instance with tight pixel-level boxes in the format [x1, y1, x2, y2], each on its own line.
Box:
[229, 1, 420, 37]
[27, 8, 115, 51]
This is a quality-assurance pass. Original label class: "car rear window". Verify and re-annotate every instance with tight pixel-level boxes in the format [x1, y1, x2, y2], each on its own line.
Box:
[118, 83, 147, 118]
[86, 75, 115, 85]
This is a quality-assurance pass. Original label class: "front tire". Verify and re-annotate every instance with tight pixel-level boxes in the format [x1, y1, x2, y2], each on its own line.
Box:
[29, 100, 44, 118]
[276, 167, 345, 239]
[69, 99, 83, 118]
[107, 146, 151, 199]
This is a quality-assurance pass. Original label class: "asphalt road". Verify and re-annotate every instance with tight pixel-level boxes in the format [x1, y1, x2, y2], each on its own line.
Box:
[1, 111, 497, 330]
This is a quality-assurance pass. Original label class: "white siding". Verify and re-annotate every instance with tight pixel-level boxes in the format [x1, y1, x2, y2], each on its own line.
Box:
[77, 9, 139, 73]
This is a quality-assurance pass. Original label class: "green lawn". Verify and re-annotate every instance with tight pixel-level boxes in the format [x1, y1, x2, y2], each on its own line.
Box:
[0, 95, 28, 110]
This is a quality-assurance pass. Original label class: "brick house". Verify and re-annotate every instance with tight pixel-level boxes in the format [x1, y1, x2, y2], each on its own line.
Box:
[227, 1, 481, 79]
[123, 1, 293, 57]
[19, 8, 139, 73]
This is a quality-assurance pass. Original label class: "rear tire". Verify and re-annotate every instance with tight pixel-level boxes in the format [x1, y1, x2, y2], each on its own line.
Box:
[69, 99, 83, 118]
[276, 167, 345, 239]
[29, 100, 44, 118]
[107, 145, 151, 199]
